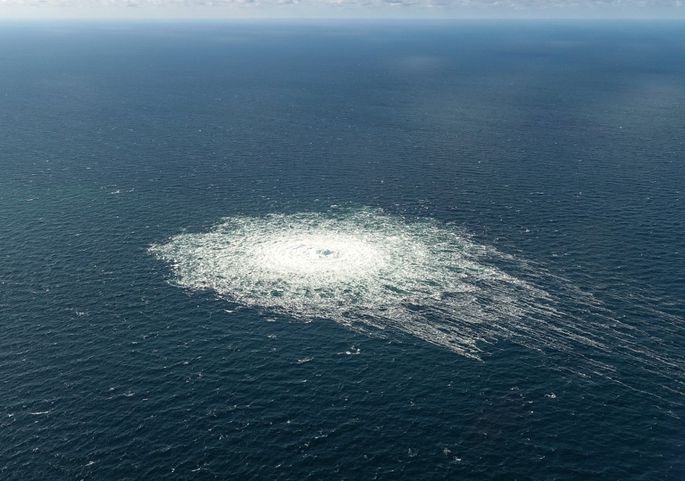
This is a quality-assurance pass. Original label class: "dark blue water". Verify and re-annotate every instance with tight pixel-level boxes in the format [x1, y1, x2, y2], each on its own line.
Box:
[1, 21, 684, 480]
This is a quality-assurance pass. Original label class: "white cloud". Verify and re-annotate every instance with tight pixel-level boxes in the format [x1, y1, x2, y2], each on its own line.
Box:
[1, 0, 684, 18]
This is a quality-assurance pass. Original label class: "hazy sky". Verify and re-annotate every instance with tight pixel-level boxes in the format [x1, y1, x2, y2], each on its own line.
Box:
[1, 0, 684, 19]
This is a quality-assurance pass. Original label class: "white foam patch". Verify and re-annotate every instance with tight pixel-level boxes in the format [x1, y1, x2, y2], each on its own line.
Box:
[150, 208, 557, 359]
[150, 207, 685, 404]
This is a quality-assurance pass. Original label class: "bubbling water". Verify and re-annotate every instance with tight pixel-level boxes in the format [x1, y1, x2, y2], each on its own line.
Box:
[150, 207, 685, 403]
[150, 208, 555, 358]
[258, 232, 388, 278]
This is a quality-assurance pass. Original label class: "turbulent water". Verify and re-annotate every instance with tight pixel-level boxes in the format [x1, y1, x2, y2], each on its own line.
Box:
[151, 207, 685, 403]
[2, 22, 685, 481]
[151, 208, 548, 358]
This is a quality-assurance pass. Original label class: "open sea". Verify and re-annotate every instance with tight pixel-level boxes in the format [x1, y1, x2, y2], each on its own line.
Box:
[0, 21, 684, 480]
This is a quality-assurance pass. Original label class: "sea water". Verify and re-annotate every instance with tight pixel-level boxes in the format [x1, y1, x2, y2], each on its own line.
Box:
[0, 21, 683, 480]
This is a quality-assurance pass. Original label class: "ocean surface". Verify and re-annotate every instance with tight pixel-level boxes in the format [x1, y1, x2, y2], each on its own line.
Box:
[1, 21, 684, 480]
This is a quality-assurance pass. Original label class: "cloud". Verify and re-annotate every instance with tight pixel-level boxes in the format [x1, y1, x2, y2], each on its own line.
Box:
[1, 0, 684, 18]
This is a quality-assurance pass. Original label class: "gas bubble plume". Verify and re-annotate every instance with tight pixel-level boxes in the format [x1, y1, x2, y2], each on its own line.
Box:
[150, 207, 685, 404]
[150, 208, 558, 359]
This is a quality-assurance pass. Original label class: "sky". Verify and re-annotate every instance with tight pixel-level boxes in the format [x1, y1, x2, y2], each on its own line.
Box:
[0, 0, 684, 19]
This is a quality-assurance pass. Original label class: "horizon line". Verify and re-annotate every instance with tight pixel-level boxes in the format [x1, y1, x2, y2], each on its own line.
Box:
[2, 13, 685, 21]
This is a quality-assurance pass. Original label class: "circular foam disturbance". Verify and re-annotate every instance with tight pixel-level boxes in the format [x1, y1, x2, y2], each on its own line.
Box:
[150, 208, 553, 358]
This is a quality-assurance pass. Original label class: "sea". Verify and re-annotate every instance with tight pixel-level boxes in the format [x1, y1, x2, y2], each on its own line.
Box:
[0, 21, 683, 480]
